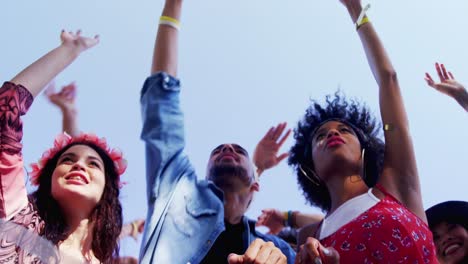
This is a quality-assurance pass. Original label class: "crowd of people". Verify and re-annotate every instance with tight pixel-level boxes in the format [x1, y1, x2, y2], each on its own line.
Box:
[1, 0, 466, 263]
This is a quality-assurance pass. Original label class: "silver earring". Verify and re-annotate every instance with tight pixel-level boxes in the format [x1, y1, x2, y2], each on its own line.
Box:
[299, 165, 321, 186]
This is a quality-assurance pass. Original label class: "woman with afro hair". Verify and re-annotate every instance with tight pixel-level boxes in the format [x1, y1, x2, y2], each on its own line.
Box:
[290, 1, 438, 263]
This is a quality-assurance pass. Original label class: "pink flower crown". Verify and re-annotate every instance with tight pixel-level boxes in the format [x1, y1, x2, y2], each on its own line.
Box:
[29, 132, 128, 187]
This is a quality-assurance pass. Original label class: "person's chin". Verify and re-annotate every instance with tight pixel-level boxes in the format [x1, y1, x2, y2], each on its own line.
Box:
[444, 248, 468, 264]
[54, 184, 90, 200]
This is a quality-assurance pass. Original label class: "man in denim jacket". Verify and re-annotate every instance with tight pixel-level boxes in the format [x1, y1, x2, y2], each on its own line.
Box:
[138, 1, 295, 263]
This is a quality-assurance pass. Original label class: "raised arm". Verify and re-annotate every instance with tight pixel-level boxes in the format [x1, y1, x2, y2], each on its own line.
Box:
[341, 0, 425, 220]
[140, 0, 187, 205]
[425, 63, 468, 112]
[10, 30, 99, 98]
[45, 82, 79, 136]
[1, 31, 97, 220]
[151, 0, 182, 76]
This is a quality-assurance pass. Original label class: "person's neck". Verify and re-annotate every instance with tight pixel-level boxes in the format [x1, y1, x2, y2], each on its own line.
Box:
[60, 209, 96, 262]
[223, 190, 249, 225]
[325, 172, 368, 215]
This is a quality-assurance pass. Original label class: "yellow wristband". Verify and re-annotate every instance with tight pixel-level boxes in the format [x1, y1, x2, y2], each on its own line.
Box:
[355, 3, 371, 31]
[283, 211, 289, 221]
[356, 16, 370, 30]
[159, 16, 180, 30]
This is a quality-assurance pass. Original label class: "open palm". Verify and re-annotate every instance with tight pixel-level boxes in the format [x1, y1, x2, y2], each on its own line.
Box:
[253, 122, 291, 174]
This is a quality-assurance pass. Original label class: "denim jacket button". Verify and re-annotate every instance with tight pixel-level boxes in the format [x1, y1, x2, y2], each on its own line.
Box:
[207, 240, 212, 245]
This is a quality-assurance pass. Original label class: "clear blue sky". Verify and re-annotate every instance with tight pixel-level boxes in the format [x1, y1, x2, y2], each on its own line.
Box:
[2, 0, 467, 258]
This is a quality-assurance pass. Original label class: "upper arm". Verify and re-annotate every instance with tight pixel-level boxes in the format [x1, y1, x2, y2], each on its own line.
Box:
[140, 72, 186, 203]
[377, 79, 425, 221]
[0, 82, 33, 219]
[356, 23, 425, 220]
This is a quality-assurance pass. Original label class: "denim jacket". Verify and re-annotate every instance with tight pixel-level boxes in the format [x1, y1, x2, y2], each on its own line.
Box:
[139, 72, 295, 264]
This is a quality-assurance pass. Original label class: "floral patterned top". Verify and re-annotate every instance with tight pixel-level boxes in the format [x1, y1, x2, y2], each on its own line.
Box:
[0, 82, 52, 263]
[319, 185, 438, 264]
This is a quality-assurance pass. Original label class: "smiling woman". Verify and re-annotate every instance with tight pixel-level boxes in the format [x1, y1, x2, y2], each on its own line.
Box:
[0, 30, 127, 264]
[426, 201, 468, 264]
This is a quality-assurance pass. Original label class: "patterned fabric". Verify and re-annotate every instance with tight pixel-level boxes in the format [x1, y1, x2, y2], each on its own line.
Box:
[1, 202, 46, 264]
[0, 82, 49, 263]
[319, 187, 438, 264]
[0, 82, 33, 155]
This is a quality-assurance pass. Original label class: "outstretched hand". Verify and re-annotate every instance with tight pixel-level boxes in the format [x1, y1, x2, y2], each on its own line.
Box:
[253, 122, 291, 175]
[425, 63, 465, 98]
[256, 209, 285, 235]
[45, 81, 77, 112]
[60, 30, 99, 53]
[425, 63, 468, 111]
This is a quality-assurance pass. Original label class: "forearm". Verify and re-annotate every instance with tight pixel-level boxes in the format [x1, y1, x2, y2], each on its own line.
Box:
[347, 5, 409, 127]
[61, 108, 79, 136]
[455, 88, 468, 112]
[294, 212, 323, 229]
[11, 45, 80, 98]
[152, 0, 183, 76]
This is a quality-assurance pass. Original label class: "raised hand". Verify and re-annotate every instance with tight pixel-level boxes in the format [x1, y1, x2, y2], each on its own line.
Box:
[120, 219, 145, 241]
[295, 237, 339, 264]
[253, 122, 291, 176]
[45, 81, 77, 112]
[60, 30, 99, 53]
[425, 63, 468, 111]
[256, 209, 285, 235]
[228, 239, 287, 264]
[10, 29, 100, 98]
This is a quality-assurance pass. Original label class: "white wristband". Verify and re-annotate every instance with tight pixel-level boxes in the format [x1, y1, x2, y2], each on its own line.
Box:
[355, 4, 371, 27]
[159, 20, 180, 31]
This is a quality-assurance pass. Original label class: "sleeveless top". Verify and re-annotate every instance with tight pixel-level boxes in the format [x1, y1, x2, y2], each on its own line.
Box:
[317, 185, 438, 264]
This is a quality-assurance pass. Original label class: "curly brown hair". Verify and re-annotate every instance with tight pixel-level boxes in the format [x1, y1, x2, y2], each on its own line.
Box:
[31, 142, 122, 263]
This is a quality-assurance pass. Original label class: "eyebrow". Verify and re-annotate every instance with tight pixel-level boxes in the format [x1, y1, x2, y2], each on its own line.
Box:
[210, 144, 249, 156]
[211, 145, 223, 155]
[60, 152, 104, 165]
[232, 144, 248, 155]
[314, 123, 352, 138]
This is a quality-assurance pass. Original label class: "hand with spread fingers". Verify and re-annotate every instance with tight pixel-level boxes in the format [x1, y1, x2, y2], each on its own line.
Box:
[60, 30, 100, 53]
[44, 81, 79, 136]
[425, 62, 468, 111]
[228, 239, 287, 264]
[256, 209, 285, 235]
[295, 237, 339, 264]
[45, 81, 77, 113]
[253, 122, 291, 176]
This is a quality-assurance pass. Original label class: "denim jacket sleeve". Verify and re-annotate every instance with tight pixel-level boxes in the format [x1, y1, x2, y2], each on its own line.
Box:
[140, 72, 186, 205]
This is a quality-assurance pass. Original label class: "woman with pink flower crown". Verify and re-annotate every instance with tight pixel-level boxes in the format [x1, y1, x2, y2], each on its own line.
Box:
[0, 30, 127, 264]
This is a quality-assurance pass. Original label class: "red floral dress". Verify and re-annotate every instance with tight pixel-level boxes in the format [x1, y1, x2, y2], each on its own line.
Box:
[319, 186, 438, 264]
